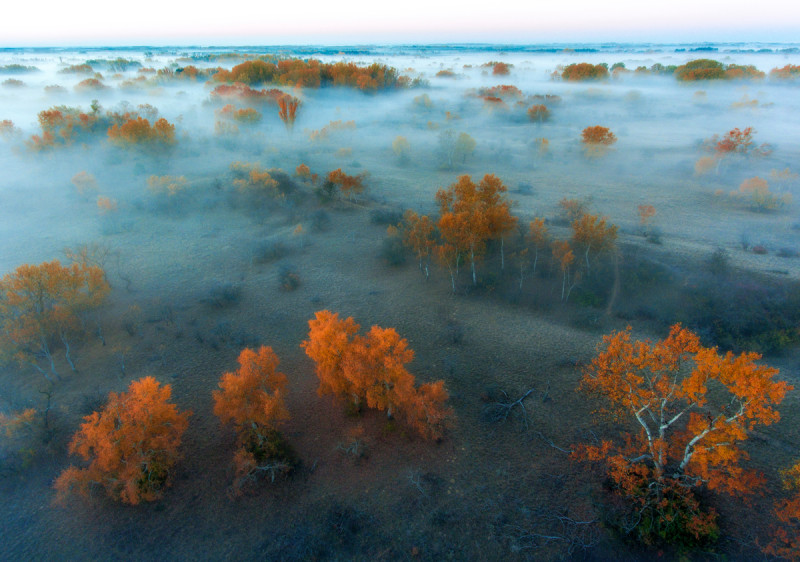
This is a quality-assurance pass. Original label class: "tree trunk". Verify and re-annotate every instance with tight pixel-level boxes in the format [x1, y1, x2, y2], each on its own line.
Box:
[605, 252, 621, 317]
[471, 246, 477, 286]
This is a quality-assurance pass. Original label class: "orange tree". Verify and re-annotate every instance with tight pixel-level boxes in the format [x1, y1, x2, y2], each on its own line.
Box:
[570, 213, 618, 276]
[301, 310, 453, 440]
[54, 377, 191, 505]
[575, 324, 791, 546]
[525, 217, 549, 275]
[581, 125, 616, 145]
[764, 460, 800, 560]
[213, 346, 296, 490]
[0, 260, 110, 381]
[326, 168, 366, 201]
[478, 174, 517, 270]
[277, 95, 300, 131]
[436, 174, 515, 287]
[400, 210, 436, 280]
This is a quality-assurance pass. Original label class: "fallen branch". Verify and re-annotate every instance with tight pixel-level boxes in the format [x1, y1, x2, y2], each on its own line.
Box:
[483, 388, 535, 429]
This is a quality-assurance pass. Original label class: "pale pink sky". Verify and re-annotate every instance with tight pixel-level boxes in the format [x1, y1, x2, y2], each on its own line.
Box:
[3, 0, 799, 45]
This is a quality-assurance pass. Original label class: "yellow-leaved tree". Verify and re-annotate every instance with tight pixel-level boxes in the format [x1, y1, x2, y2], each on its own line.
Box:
[213, 346, 296, 491]
[0, 260, 109, 381]
[574, 324, 791, 546]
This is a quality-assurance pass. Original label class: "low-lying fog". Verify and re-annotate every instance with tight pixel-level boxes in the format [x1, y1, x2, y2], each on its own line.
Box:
[1, 44, 799, 276]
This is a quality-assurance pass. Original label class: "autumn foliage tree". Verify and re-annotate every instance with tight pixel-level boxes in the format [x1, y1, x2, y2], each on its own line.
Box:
[581, 126, 617, 156]
[27, 106, 100, 150]
[551, 239, 575, 301]
[526, 217, 549, 275]
[571, 212, 618, 275]
[277, 95, 300, 131]
[326, 168, 366, 200]
[575, 325, 792, 546]
[715, 126, 755, 155]
[400, 210, 436, 279]
[301, 311, 453, 440]
[764, 460, 800, 560]
[0, 260, 110, 381]
[436, 174, 516, 287]
[213, 346, 296, 490]
[527, 104, 550, 123]
[54, 377, 190, 505]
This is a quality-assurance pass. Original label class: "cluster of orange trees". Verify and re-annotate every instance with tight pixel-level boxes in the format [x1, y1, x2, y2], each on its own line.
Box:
[27, 106, 100, 150]
[302, 311, 453, 440]
[107, 116, 175, 147]
[211, 58, 414, 90]
[215, 104, 262, 125]
[26, 103, 177, 150]
[52, 311, 452, 505]
[556, 58, 797, 81]
[560, 62, 609, 81]
[770, 64, 800, 80]
[398, 175, 617, 300]
[675, 59, 765, 81]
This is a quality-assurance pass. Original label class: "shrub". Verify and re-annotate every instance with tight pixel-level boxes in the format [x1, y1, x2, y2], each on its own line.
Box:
[203, 281, 242, 308]
[279, 266, 301, 291]
[381, 226, 407, 266]
[736, 176, 792, 211]
[369, 208, 404, 225]
[71, 171, 98, 195]
[392, 136, 411, 163]
[2, 78, 25, 88]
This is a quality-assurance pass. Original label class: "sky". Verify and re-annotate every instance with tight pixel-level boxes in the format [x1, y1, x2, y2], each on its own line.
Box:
[2, 0, 800, 46]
